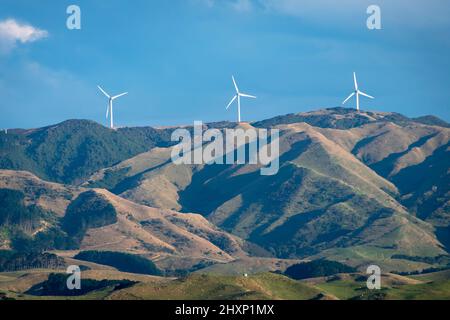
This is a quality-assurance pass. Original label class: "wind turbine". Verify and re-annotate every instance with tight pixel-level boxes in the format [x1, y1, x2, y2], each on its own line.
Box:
[342, 72, 374, 112]
[226, 76, 256, 123]
[97, 85, 128, 129]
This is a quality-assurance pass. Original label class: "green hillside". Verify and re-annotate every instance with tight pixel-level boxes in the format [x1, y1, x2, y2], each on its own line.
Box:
[0, 108, 448, 284]
[252, 107, 449, 129]
[0, 120, 173, 184]
[2, 269, 449, 300]
[71, 110, 449, 267]
[107, 272, 322, 300]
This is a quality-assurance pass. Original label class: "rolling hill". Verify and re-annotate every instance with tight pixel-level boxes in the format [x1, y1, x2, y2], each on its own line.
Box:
[2, 268, 449, 300]
[79, 110, 449, 270]
[0, 120, 174, 184]
[0, 108, 449, 274]
[0, 170, 246, 273]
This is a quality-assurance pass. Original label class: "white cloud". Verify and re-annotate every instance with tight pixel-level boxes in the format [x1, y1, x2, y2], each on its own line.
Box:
[0, 19, 48, 54]
[191, 0, 214, 8]
[231, 0, 253, 12]
[201, 0, 215, 8]
[195, 0, 450, 29]
[195, 0, 254, 13]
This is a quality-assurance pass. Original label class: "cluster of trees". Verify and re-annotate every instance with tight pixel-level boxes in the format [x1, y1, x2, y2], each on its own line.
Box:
[26, 273, 136, 296]
[394, 265, 450, 276]
[0, 250, 65, 272]
[0, 188, 74, 254]
[253, 108, 374, 129]
[284, 259, 357, 280]
[391, 254, 450, 265]
[11, 228, 75, 254]
[0, 187, 81, 254]
[0, 189, 44, 233]
[1, 120, 174, 184]
[62, 191, 117, 248]
[0, 189, 120, 272]
[74, 250, 162, 276]
[392, 254, 450, 276]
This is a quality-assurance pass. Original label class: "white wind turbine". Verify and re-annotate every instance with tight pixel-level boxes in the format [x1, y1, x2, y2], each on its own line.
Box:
[97, 85, 128, 129]
[342, 72, 374, 112]
[226, 76, 256, 123]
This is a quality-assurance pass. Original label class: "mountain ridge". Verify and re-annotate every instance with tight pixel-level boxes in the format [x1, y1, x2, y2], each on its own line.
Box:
[1, 107, 449, 273]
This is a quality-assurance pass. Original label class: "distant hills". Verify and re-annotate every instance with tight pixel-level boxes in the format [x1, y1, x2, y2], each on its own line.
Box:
[0, 120, 174, 184]
[253, 107, 450, 129]
[0, 170, 245, 273]
[0, 108, 449, 275]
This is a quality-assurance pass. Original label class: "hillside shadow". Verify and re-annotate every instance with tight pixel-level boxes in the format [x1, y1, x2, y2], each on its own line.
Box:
[111, 159, 173, 195]
[178, 138, 311, 216]
[351, 132, 387, 157]
[392, 144, 449, 219]
[370, 133, 438, 178]
[436, 226, 450, 254]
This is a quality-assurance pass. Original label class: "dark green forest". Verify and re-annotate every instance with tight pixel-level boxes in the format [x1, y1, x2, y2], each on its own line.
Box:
[74, 250, 162, 276]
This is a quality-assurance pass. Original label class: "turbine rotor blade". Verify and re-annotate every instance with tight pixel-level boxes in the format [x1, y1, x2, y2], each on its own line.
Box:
[97, 85, 110, 98]
[106, 104, 109, 118]
[239, 93, 257, 99]
[342, 92, 355, 105]
[232, 76, 239, 93]
[358, 91, 374, 99]
[226, 95, 237, 109]
[112, 92, 128, 100]
[353, 72, 358, 90]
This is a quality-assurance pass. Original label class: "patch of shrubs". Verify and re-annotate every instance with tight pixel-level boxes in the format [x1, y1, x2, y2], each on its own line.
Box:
[0, 250, 65, 272]
[284, 259, 357, 280]
[26, 273, 136, 296]
[62, 191, 117, 248]
[74, 250, 162, 276]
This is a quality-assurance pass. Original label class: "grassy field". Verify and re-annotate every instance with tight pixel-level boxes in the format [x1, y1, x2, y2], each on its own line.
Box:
[0, 270, 450, 300]
[1, 268, 450, 300]
[309, 272, 450, 300]
[0, 270, 324, 300]
[107, 273, 322, 300]
[313, 278, 365, 300]
[313, 246, 436, 272]
[386, 281, 450, 300]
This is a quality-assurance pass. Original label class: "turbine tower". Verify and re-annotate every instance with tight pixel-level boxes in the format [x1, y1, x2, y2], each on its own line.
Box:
[97, 85, 128, 129]
[342, 72, 374, 112]
[226, 76, 256, 123]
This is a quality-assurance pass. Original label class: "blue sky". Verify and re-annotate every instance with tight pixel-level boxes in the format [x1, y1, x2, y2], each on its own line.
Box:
[0, 0, 449, 128]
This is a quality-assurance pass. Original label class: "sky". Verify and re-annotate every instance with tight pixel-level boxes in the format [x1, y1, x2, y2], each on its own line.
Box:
[0, 0, 449, 129]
